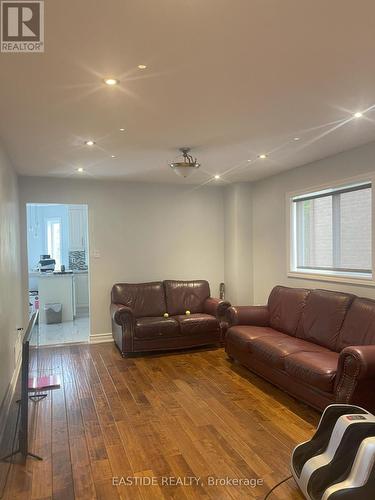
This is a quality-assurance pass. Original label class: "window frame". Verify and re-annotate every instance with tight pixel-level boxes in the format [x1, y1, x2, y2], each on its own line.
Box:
[287, 173, 375, 287]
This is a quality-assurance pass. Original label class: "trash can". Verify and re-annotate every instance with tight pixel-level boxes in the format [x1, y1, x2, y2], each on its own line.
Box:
[45, 303, 62, 324]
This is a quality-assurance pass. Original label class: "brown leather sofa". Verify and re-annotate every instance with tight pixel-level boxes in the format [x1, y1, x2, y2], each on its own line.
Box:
[111, 280, 230, 355]
[225, 285, 375, 412]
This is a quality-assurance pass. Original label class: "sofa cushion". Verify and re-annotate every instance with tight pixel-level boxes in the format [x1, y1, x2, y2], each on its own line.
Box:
[284, 351, 339, 393]
[135, 317, 180, 339]
[337, 297, 375, 351]
[297, 289, 355, 351]
[173, 313, 219, 335]
[111, 282, 166, 318]
[250, 335, 329, 369]
[164, 280, 210, 316]
[226, 326, 284, 351]
[268, 286, 310, 336]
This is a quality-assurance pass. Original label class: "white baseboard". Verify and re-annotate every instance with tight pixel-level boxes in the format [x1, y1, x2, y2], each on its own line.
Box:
[89, 332, 113, 344]
[0, 353, 22, 446]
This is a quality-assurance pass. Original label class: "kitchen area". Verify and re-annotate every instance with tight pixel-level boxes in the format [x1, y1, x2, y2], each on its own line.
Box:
[27, 203, 90, 345]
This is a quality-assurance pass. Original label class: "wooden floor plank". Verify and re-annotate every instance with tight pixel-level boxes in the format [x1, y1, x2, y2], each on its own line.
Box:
[3, 344, 319, 499]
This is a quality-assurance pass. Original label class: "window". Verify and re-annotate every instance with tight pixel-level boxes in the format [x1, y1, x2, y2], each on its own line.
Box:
[290, 182, 372, 279]
[47, 218, 62, 270]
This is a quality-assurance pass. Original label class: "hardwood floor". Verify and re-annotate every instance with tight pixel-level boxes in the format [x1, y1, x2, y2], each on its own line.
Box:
[3, 344, 319, 500]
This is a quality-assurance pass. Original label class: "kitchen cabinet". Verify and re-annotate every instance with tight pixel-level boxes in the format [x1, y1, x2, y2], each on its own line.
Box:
[38, 274, 74, 323]
[68, 206, 88, 252]
[74, 272, 89, 309]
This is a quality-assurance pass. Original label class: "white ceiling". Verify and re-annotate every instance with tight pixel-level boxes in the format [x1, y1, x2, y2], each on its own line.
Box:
[1, 0, 375, 184]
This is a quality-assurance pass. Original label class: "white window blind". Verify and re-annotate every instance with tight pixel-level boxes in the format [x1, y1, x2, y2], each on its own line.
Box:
[292, 182, 372, 276]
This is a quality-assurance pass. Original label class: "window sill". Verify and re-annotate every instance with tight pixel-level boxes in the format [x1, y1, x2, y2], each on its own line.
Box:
[287, 271, 375, 287]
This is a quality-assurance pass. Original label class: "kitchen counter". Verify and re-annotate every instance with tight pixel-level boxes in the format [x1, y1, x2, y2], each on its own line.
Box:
[36, 273, 74, 323]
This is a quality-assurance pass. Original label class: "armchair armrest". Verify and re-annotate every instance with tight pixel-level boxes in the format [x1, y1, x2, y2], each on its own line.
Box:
[335, 345, 375, 404]
[226, 305, 269, 327]
[203, 297, 231, 319]
[110, 303, 135, 326]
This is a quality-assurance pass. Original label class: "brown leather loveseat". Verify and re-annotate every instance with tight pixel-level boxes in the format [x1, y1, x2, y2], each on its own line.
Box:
[226, 285, 375, 412]
[111, 280, 230, 355]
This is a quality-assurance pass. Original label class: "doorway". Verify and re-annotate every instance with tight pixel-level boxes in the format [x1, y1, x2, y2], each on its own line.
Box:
[26, 203, 90, 345]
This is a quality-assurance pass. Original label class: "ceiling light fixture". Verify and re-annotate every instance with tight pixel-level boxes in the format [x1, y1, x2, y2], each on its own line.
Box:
[119, 128, 125, 132]
[354, 112, 363, 118]
[247, 159, 252, 162]
[111, 155, 116, 158]
[293, 137, 300, 141]
[104, 78, 119, 86]
[258, 154, 268, 159]
[169, 147, 200, 178]
[77, 167, 84, 173]
[84, 140, 95, 146]
[214, 175, 220, 180]
[138, 64, 147, 69]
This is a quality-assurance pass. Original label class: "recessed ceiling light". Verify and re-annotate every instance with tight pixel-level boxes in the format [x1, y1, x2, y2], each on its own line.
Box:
[247, 159, 252, 162]
[258, 154, 268, 159]
[214, 175, 220, 180]
[111, 155, 116, 158]
[84, 140, 95, 146]
[354, 112, 363, 118]
[119, 128, 125, 132]
[103, 78, 119, 86]
[138, 64, 147, 69]
[77, 167, 84, 173]
[293, 137, 300, 141]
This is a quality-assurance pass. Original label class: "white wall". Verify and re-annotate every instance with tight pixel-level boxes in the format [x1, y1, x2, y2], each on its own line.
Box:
[18, 177, 225, 336]
[0, 143, 23, 406]
[224, 183, 253, 304]
[252, 141, 375, 304]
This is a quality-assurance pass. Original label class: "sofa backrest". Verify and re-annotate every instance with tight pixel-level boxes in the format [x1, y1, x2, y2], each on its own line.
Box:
[337, 297, 375, 350]
[164, 280, 210, 316]
[296, 289, 355, 350]
[268, 286, 310, 336]
[111, 282, 166, 317]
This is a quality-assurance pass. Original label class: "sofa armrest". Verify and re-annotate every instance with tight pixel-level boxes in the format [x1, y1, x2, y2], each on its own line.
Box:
[338, 346, 375, 381]
[110, 303, 135, 325]
[226, 305, 269, 327]
[335, 345, 375, 404]
[203, 297, 231, 319]
[110, 303, 136, 355]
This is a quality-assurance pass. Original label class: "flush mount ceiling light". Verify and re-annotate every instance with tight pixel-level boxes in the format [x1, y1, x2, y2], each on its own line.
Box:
[258, 154, 268, 159]
[84, 140, 95, 146]
[169, 147, 200, 178]
[119, 128, 125, 132]
[103, 78, 119, 86]
[354, 112, 363, 118]
[77, 167, 84, 173]
[214, 175, 220, 180]
[111, 155, 116, 158]
[293, 137, 300, 141]
[138, 64, 147, 69]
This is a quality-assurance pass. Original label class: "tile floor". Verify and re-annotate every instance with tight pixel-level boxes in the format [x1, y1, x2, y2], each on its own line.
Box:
[36, 315, 90, 345]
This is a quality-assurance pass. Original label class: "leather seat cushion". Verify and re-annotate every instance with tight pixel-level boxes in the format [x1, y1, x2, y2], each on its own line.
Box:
[173, 313, 219, 335]
[226, 326, 284, 351]
[284, 351, 339, 393]
[250, 335, 329, 369]
[135, 317, 180, 339]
